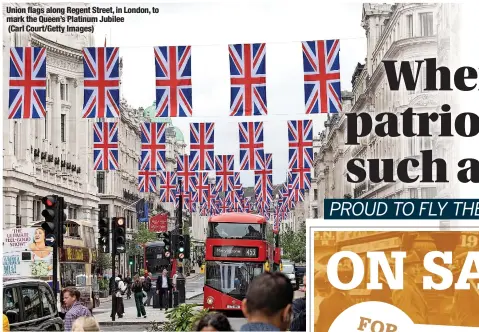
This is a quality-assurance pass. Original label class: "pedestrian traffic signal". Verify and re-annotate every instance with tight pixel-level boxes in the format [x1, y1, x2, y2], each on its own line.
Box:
[113, 217, 126, 254]
[98, 217, 110, 253]
[41, 195, 58, 247]
[163, 232, 172, 258]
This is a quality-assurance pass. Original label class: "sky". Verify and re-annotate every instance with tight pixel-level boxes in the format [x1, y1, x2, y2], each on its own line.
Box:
[93, 0, 367, 186]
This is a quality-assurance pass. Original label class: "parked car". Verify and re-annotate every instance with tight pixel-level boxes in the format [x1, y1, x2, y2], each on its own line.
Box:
[3, 279, 64, 331]
[295, 265, 306, 287]
[282, 264, 297, 290]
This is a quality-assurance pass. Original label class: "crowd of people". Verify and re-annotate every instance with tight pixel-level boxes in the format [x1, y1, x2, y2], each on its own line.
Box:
[55, 270, 307, 332]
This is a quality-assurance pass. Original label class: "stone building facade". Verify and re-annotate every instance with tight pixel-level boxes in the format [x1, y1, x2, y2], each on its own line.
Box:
[313, 3, 459, 218]
[3, 26, 99, 228]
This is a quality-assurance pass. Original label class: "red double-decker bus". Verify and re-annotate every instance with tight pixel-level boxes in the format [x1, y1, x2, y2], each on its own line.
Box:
[203, 212, 277, 311]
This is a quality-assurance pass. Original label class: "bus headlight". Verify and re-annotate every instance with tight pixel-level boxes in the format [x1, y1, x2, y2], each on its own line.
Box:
[206, 296, 214, 305]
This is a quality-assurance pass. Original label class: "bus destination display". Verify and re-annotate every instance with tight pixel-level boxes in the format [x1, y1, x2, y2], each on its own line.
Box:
[213, 246, 258, 258]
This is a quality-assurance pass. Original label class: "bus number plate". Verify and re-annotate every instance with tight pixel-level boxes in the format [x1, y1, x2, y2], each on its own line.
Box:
[213, 246, 258, 258]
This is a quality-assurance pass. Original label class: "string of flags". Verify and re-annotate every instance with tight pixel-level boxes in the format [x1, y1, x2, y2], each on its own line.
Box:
[8, 39, 341, 232]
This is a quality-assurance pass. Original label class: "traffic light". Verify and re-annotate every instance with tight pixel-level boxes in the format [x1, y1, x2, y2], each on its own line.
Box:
[58, 197, 67, 248]
[41, 195, 58, 247]
[98, 217, 110, 253]
[183, 234, 190, 260]
[129, 256, 134, 266]
[163, 232, 172, 258]
[113, 217, 126, 254]
[177, 234, 185, 261]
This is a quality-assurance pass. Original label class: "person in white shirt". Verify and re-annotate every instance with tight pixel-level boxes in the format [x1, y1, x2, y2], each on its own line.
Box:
[172, 270, 179, 290]
[112, 276, 127, 318]
[156, 269, 172, 310]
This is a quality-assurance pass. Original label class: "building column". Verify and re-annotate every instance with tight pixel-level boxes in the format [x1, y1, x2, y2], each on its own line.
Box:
[3, 188, 20, 228]
[52, 75, 63, 158]
[20, 192, 35, 226]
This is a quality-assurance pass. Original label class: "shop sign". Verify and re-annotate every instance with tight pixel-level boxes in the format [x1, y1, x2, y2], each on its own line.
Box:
[61, 247, 90, 263]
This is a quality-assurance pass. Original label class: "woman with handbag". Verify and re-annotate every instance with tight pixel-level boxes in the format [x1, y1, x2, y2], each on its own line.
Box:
[132, 276, 147, 319]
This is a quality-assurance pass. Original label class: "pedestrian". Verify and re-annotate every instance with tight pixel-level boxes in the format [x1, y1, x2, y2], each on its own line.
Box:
[195, 312, 232, 331]
[62, 287, 91, 332]
[112, 276, 127, 319]
[240, 271, 294, 331]
[172, 270, 179, 290]
[125, 273, 133, 300]
[132, 276, 147, 319]
[156, 269, 173, 310]
[143, 272, 154, 306]
[290, 275, 307, 331]
[3, 314, 9, 332]
[392, 251, 428, 324]
[71, 316, 100, 332]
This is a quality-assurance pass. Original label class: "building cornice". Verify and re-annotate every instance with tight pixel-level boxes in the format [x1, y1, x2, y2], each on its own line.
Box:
[30, 33, 83, 60]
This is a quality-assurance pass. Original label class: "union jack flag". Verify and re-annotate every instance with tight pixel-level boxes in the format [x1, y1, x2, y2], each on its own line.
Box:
[196, 172, 210, 204]
[288, 120, 313, 169]
[177, 154, 197, 192]
[138, 169, 157, 193]
[158, 171, 177, 202]
[190, 123, 215, 171]
[218, 197, 229, 214]
[82, 47, 120, 118]
[155, 46, 192, 117]
[177, 191, 196, 213]
[215, 155, 234, 192]
[239, 122, 264, 170]
[93, 122, 119, 171]
[8, 47, 47, 119]
[229, 43, 267, 116]
[140, 122, 167, 171]
[302, 40, 341, 114]
[290, 168, 312, 190]
[254, 153, 273, 205]
[243, 197, 252, 213]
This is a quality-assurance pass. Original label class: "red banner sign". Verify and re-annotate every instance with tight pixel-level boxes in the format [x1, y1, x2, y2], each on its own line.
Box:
[149, 213, 168, 233]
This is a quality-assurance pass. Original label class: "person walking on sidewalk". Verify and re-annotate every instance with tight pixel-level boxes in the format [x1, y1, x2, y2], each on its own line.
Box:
[156, 269, 173, 310]
[132, 276, 147, 319]
[112, 276, 127, 319]
[143, 273, 153, 306]
[62, 287, 92, 332]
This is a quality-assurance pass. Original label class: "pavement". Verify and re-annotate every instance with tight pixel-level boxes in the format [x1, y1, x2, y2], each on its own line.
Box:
[95, 274, 305, 329]
[95, 273, 205, 326]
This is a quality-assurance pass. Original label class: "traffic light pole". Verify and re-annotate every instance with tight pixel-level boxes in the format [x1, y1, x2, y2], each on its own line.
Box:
[111, 218, 117, 322]
[52, 196, 60, 303]
[176, 180, 186, 304]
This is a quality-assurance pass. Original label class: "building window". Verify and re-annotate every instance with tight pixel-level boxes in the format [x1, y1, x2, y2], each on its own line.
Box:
[60, 83, 69, 101]
[13, 121, 18, 156]
[420, 12, 434, 36]
[44, 112, 48, 139]
[97, 171, 105, 194]
[407, 14, 413, 38]
[99, 204, 109, 219]
[61, 114, 66, 142]
[47, 79, 51, 98]
[314, 208, 319, 219]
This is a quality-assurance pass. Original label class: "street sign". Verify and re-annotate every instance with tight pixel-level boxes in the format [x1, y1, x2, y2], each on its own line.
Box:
[45, 235, 55, 246]
[179, 253, 184, 259]
[116, 245, 125, 253]
[165, 251, 170, 258]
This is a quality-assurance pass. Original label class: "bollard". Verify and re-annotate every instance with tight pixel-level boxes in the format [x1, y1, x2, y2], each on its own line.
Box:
[173, 290, 179, 307]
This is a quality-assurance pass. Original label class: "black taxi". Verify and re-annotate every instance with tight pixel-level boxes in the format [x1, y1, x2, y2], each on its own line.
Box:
[3, 279, 64, 331]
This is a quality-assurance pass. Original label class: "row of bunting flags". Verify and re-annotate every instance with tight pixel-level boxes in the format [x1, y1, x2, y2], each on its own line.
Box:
[8, 40, 341, 119]
[8, 41, 329, 233]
